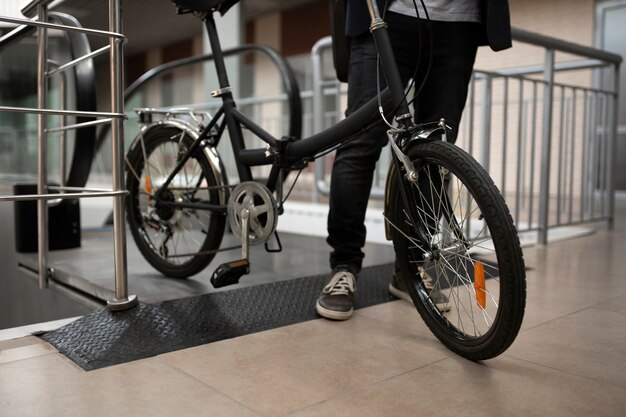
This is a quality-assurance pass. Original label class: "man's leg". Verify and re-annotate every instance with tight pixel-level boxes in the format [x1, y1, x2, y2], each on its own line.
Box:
[412, 20, 480, 140]
[326, 33, 389, 273]
[318, 33, 388, 320]
[388, 20, 480, 311]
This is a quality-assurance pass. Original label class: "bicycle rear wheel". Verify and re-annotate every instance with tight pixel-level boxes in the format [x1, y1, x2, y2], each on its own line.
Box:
[125, 125, 227, 278]
[387, 139, 526, 360]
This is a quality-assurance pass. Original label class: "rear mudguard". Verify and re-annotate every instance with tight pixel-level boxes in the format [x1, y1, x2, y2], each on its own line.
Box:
[127, 118, 229, 206]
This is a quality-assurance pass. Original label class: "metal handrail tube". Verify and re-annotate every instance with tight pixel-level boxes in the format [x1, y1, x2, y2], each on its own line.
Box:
[494, 59, 608, 76]
[472, 69, 616, 96]
[0, 23, 34, 49]
[36, 1, 48, 289]
[310, 26, 621, 242]
[0, 15, 126, 40]
[46, 45, 111, 77]
[538, 49, 556, 244]
[46, 118, 113, 134]
[21, 0, 66, 17]
[0, 0, 138, 309]
[129, 89, 324, 115]
[0, 190, 126, 202]
[0, 106, 125, 118]
[607, 65, 620, 229]
[106, 0, 137, 311]
[59, 66, 66, 188]
[49, 186, 122, 192]
[120, 44, 302, 139]
[312, 36, 329, 199]
[511, 27, 622, 65]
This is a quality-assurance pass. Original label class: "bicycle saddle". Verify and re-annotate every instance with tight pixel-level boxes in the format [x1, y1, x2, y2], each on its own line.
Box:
[170, 0, 239, 15]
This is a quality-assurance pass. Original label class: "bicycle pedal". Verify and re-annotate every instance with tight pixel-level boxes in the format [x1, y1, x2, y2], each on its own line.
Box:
[210, 259, 250, 288]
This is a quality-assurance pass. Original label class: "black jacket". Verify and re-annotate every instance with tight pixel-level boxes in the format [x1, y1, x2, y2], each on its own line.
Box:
[345, 0, 512, 51]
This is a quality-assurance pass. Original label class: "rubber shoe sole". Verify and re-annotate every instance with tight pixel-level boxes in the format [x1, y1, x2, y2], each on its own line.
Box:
[316, 301, 353, 321]
[388, 282, 451, 313]
[388, 282, 412, 303]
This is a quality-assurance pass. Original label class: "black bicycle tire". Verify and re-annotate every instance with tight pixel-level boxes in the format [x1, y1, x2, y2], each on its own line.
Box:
[126, 126, 226, 278]
[388, 139, 526, 360]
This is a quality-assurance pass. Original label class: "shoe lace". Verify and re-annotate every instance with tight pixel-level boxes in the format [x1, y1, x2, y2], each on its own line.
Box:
[323, 271, 356, 296]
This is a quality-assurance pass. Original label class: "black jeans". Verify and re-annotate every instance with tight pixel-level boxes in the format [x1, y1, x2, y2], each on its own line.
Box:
[327, 12, 480, 272]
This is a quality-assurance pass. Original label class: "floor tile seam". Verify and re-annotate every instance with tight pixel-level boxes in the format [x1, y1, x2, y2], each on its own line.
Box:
[518, 305, 597, 333]
[0, 350, 60, 367]
[523, 293, 626, 323]
[354, 306, 434, 338]
[153, 356, 268, 417]
[279, 356, 452, 417]
[585, 304, 626, 317]
[501, 354, 626, 391]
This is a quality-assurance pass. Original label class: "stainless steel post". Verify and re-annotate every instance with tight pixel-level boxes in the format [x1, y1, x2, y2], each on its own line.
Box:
[311, 39, 323, 202]
[538, 49, 555, 244]
[480, 75, 492, 173]
[59, 69, 67, 189]
[107, 0, 138, 311]
[37, 2, 49, 289]
[501, 78, 509, 196]
[607, 64, 620, 230]
[515, 79, 524, 227]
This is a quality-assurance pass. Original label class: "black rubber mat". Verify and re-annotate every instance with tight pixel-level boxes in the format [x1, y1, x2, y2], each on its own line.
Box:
[40, 263, 396, 371]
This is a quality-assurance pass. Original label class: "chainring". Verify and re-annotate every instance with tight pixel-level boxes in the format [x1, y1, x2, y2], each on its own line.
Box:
[227, 181, 278, 246]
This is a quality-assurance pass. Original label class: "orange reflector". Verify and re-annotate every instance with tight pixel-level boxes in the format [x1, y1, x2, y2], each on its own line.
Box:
[474, 262, 486, 309]
[145, 176, 152, 195]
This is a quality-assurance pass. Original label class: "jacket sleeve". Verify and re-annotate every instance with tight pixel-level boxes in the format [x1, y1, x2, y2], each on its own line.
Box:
[483, 0, 512, 51]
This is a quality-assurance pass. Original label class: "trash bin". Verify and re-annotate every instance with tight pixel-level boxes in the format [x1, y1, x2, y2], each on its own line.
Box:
[13, 183, 81, 252]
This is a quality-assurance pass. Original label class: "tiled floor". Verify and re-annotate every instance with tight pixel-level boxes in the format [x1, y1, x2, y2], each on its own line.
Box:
[1, 199, 626, 416]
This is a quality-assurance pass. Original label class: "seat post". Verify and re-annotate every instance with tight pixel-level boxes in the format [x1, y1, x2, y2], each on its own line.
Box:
[203, 12, 231, 91]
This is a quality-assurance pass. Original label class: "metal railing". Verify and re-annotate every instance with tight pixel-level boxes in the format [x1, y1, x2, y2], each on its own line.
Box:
[0, 0, 137, 310]
[311, 29, 622, 244]
[86, 25, 621, 247]
[90, 44, 304, 199]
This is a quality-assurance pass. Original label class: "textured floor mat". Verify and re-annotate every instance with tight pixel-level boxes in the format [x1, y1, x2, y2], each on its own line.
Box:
[40, 263, 396, 370]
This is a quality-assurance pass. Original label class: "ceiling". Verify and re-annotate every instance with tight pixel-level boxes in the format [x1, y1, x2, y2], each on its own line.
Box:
[47, 0, 318, 55]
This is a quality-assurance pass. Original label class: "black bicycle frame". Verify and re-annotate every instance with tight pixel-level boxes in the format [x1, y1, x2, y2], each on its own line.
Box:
[157, 0, 415, 213]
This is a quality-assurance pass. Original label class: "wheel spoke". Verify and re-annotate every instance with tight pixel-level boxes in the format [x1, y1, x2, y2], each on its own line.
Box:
[389, 140, 525, 360]
[126, 127, 225, 277]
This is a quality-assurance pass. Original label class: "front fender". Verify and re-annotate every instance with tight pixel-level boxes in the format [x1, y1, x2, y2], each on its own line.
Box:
[383, 123, 448, 240]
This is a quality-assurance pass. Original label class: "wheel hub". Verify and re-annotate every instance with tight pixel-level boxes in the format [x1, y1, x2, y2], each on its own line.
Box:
[155, 188, 176, 221]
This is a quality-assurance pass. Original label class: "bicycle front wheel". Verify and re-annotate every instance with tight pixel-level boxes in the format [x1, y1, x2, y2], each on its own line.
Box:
[126, 125, 227, 278]
[387, 139, 526, 360]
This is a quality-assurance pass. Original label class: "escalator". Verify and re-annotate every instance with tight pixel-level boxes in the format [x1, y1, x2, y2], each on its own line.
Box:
[0, 11, 100, 328]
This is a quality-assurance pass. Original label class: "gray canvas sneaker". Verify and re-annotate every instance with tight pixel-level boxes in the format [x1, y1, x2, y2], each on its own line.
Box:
[389, 266, 451, 313]
[316, 266, 357, 320]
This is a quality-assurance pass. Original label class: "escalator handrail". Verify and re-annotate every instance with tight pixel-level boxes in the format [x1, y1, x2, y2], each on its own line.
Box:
[48, 11, 97, 188]
[0, 12, 97, 189]
[95, 43, 303, 153]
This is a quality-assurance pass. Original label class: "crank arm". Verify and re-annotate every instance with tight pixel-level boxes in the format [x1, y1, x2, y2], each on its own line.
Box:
[210, 208, 251, 288]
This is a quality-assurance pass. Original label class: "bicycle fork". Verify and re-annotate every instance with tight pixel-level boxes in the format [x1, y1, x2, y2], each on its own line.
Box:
[385, 120, 470, 259]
